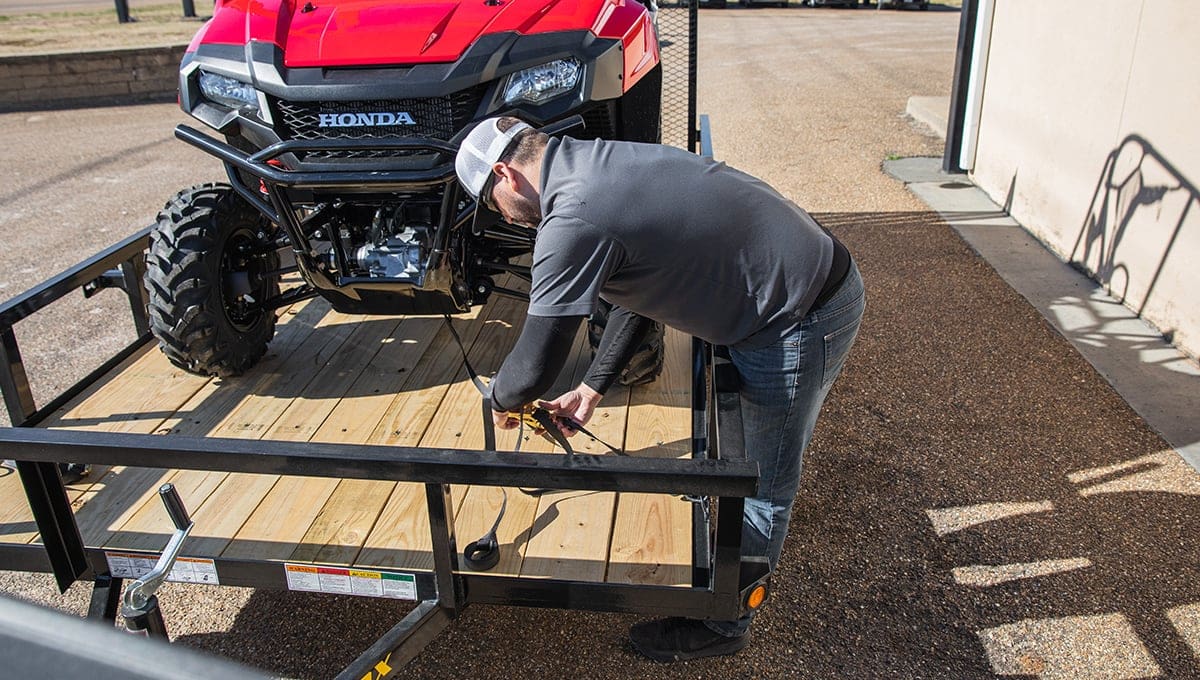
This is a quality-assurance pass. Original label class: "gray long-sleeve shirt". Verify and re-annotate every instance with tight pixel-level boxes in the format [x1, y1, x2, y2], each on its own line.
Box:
[528, 136, 834, 349]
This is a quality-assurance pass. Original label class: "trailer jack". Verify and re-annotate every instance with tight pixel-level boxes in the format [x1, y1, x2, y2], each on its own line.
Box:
[121, 483, 193, 638]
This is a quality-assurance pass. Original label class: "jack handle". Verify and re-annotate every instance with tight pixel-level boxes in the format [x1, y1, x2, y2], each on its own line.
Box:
[121, 484, 193, 636]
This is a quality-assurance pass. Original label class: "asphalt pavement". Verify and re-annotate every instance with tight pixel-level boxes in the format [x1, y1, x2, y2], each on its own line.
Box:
[2, 6, 1198, 679]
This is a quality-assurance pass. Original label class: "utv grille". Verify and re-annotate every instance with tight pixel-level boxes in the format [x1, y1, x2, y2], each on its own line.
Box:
[272, 88, 487, 160]
[578, 103, 617, 141]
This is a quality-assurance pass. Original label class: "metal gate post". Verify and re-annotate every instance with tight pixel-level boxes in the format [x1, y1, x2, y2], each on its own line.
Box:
[336, 483, 462, 679]
[0, 327, 35, 423]
[687, 0, 699, 152]
[943, 0, 980, 173]
[88, 573, 124, 623]
[13, 461, 89, 593]
[119, 255, 151, 337]
[1, 325, 89, 593]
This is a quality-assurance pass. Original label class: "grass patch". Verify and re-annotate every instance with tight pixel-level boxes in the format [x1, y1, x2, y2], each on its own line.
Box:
[0, 4, 203, 56]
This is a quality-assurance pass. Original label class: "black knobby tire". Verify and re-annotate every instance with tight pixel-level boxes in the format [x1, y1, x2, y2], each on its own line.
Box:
[587, 301, 665, 386]
[145, 183, 280, 377]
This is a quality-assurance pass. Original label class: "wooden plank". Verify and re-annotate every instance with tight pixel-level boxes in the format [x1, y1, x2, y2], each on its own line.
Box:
[0, 466, 38, 544]
[360, 273, 516, 449]
[93, 468, 226, 552]
[516, 486, 616, 581]
[39, 343, 214, 547]
[221, 475, 343, 561]
[308, 306, 494, 569]
[41, 345, 210, 436]
[220, 313, 418, 561]
[308, 312, 463, 445]
[61, 297, 324, 547]
[172, 472, 282, 557]
[288, 478, 397, 566]
[607, 327, 694, 586]
[518, 328, 625, 580]
[351, 481, 435, 570]
[356, 293, 540, 572]
[101, 301, 360, 555]
[263, 315, 404, 441]
[154, 297, 330, 437]
[205, 308, 363, 439]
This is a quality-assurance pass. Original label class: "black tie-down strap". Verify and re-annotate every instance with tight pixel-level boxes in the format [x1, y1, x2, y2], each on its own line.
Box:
[443, 316, 621, 571]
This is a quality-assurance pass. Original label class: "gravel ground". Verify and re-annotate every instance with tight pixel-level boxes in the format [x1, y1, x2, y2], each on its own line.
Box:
[3, 6, 1199, 679]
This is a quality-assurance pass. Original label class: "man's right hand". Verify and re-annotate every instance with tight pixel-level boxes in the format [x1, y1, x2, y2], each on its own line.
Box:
[537, 383, 604, 436]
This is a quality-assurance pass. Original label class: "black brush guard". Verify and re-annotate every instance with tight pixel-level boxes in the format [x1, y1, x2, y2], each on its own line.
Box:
[174, 116, 587, 316]
[175, 124, 485, 316]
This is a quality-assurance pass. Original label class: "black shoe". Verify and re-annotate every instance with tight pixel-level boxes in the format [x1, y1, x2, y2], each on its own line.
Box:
[629, 617, 748, 662]
[58, 463, 91, 485]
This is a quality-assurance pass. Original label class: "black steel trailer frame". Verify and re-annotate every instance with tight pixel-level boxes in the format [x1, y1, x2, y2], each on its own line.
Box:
[0, 99, 766, 671]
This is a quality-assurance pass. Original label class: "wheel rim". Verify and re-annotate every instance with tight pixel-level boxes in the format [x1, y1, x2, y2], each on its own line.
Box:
[220, 226, 271, 331]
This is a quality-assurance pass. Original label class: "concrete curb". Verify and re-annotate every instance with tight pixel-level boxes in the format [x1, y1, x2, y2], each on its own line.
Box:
[905, 95, 949, 140]
[0, 44, 186, 113]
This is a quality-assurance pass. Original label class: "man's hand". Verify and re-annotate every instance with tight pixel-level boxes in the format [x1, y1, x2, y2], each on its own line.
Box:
[537, 383, 604, 436]
[492, 409, 521, 430]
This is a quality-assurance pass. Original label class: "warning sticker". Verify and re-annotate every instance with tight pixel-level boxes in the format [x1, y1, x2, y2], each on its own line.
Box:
[104, 552, 220, 585]
[284, 564, 416, 600]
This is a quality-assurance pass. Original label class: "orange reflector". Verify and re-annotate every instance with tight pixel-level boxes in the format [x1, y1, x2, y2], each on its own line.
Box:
[747, 585, 766, 610]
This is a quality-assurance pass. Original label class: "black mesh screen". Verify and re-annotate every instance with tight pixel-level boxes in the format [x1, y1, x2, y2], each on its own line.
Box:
[656, 1, 697, 151]
[579, 102, 618, 140]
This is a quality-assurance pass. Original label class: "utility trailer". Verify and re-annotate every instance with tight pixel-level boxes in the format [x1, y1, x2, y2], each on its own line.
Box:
[0, 9, 770, 675]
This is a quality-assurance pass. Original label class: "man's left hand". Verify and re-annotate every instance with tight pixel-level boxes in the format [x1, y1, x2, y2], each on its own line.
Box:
[492, 409, 521, 430]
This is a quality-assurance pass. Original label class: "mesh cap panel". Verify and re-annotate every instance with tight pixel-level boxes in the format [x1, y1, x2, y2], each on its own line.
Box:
[455, 119, 532, 199]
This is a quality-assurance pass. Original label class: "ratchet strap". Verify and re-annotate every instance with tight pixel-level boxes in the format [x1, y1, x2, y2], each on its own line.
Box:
[442, 315, 621, 571]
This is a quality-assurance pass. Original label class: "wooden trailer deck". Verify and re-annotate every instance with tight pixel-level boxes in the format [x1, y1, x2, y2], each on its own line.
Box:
[0, 289, 695, 587]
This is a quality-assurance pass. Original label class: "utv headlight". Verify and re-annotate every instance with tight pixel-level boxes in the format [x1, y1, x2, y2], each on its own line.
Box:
[198, 71, 258, 109]
[502, 59, 582, 106]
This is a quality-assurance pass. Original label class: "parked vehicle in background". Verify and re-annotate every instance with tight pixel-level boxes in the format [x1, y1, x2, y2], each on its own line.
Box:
[876, 0, 930, 9]
[741, 0, 789, 8]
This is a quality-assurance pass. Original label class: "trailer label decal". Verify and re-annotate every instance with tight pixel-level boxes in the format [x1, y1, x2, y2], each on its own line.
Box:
[362, 653, 393, 680]
[284, 564, 416, 600]
[104, 552, 219, 584]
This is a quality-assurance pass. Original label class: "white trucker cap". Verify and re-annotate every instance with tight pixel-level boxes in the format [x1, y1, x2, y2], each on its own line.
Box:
[455, 118, 532, 201]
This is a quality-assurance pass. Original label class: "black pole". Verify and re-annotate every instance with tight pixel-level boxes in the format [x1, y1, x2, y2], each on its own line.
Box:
[122, 595, 170, 638]
[114, 0, 132, 23]
[181, 0, 197, 18]
[943, 0, 979, 173]
[687, 0, 698, 152]
[87, 574, 124, 623]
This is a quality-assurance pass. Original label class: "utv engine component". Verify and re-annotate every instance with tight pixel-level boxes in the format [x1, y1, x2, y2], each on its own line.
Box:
[355, 227, 429, 282]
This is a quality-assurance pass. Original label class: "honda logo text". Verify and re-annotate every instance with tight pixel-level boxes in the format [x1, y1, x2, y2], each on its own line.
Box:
[319, 112, 417, 127]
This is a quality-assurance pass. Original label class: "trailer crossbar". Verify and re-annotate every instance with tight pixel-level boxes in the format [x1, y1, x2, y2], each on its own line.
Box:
[0, 427, 758, 498]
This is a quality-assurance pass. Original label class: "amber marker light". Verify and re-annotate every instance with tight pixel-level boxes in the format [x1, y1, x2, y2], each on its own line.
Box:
[747, 585, 767, 610]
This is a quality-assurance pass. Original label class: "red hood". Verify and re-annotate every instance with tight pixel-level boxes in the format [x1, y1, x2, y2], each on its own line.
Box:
[195, 0, 620, 67]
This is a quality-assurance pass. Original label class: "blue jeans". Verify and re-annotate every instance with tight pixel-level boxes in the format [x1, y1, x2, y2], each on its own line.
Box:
[707, 263, 865, 637]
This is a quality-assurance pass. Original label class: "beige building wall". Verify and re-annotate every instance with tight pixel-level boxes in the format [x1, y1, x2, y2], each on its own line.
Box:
[968, 0, 1200, 360]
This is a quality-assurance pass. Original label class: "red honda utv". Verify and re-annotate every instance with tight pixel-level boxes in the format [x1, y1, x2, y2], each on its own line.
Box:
[148, 0, 675, 383]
